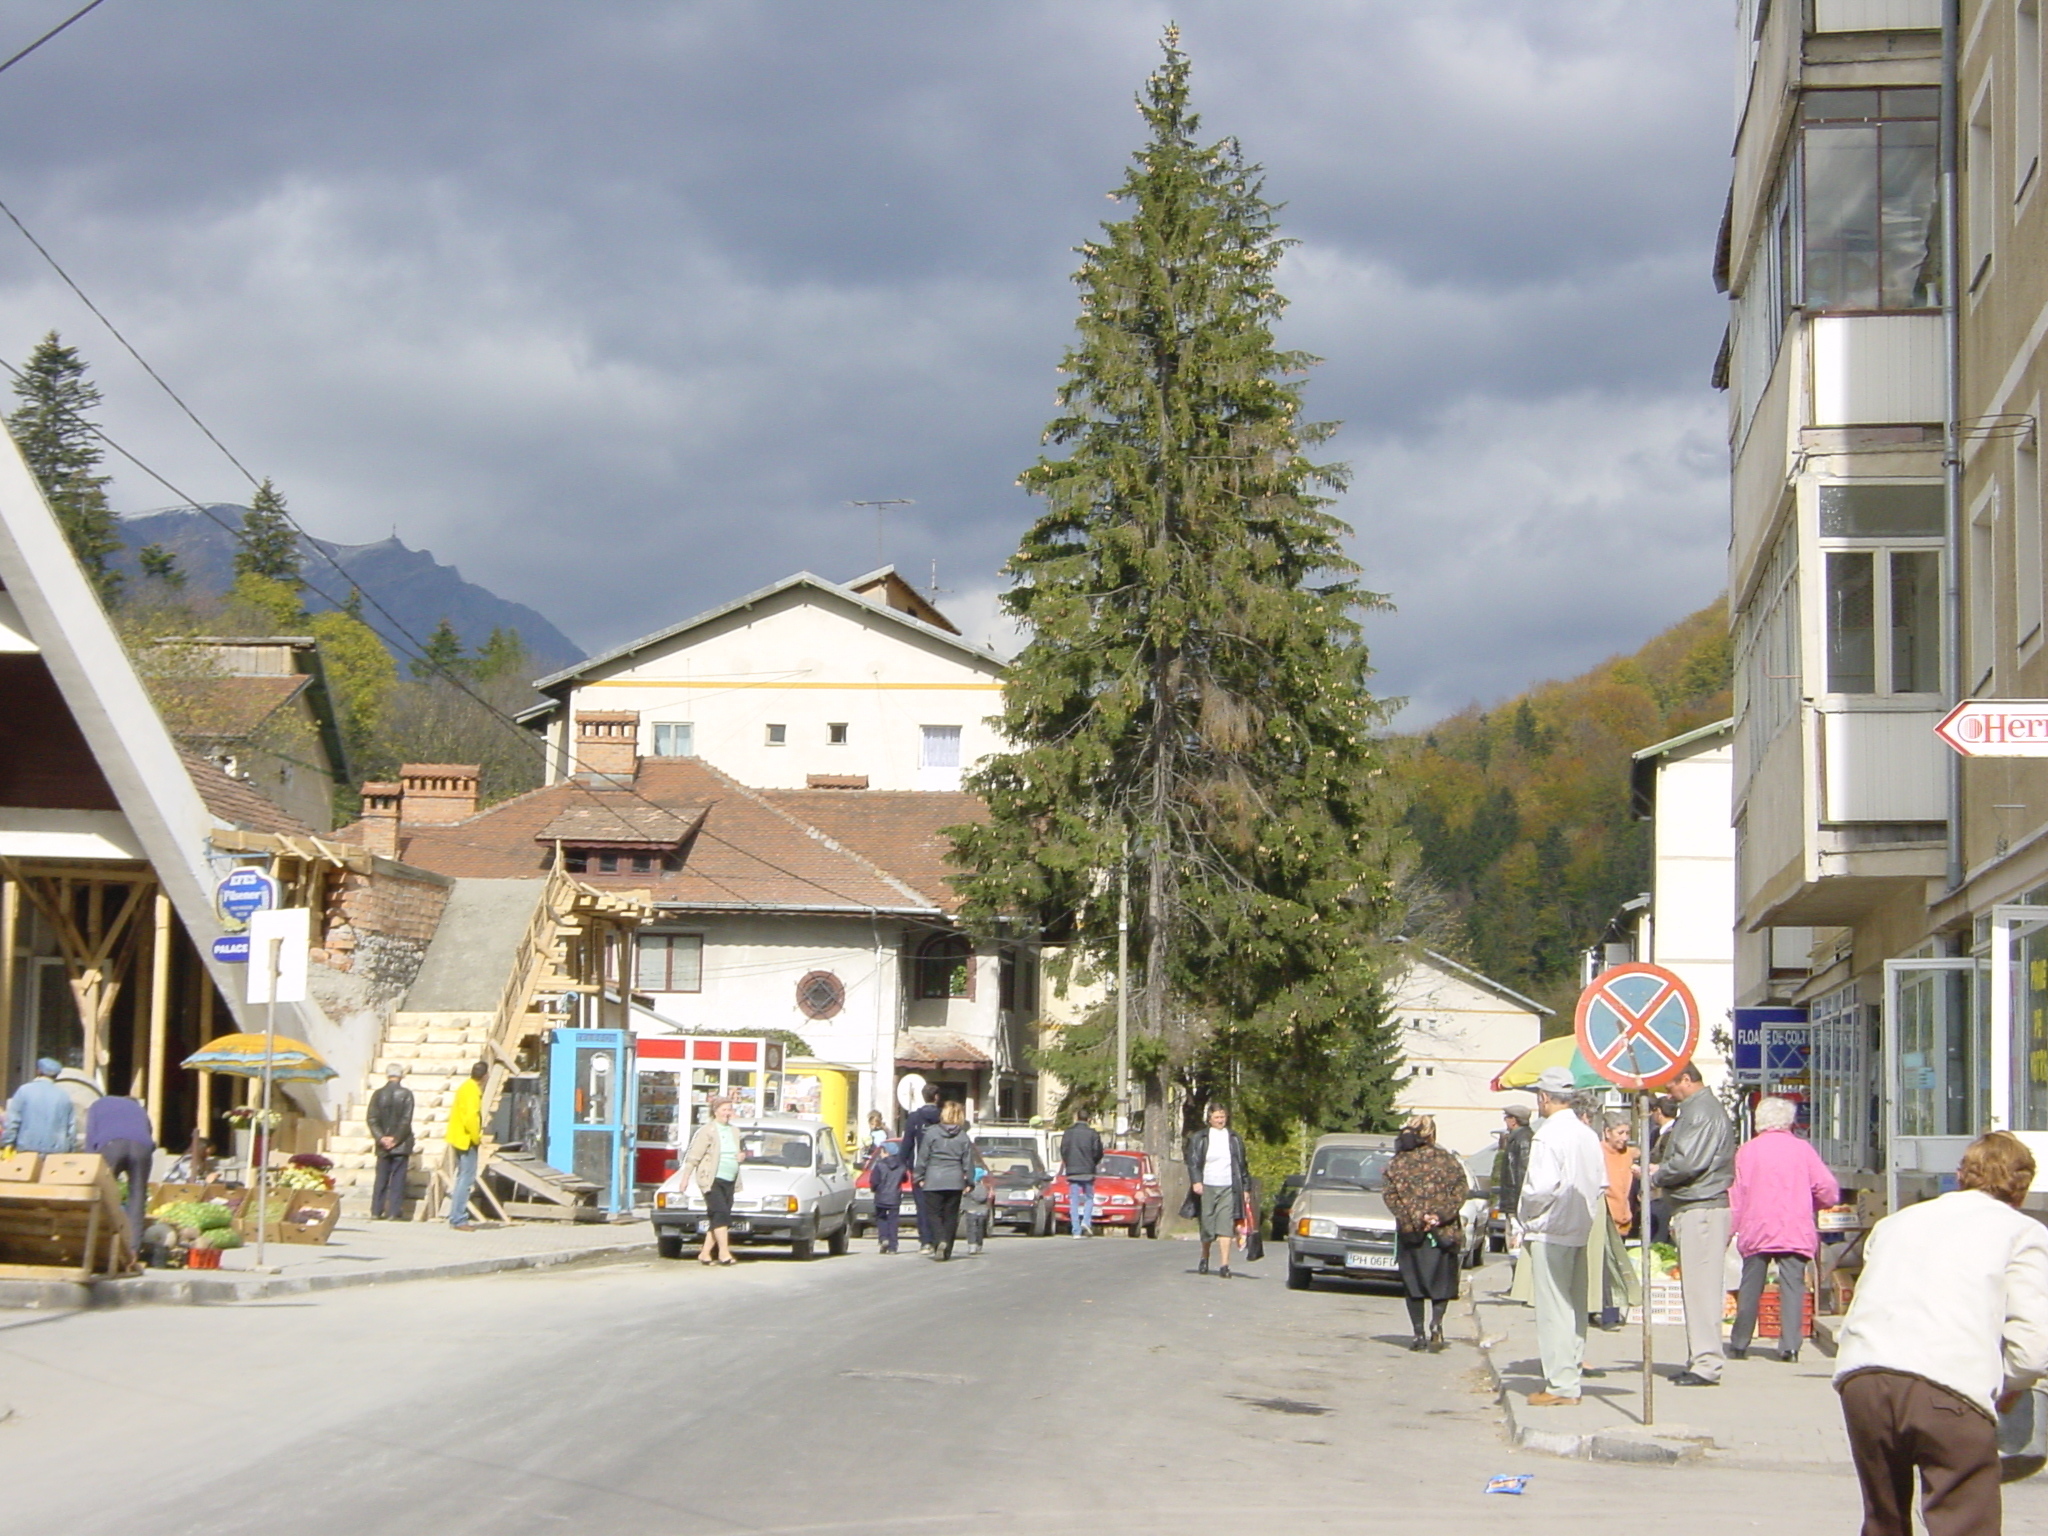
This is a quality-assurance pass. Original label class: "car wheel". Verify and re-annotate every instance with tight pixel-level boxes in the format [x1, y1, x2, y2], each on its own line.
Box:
[1144, 1219, 1159, 1239]
[850, 1220, 868, 1240]
[1286, 1261, 1312, 1291]
[1127, 1222, 1140, 1238]
[828, 1213, 852, 1257]
[1031, 1206, 1053, 1238]
[791, 1237, 816, 1261]
[656, 1232, 686, 1261]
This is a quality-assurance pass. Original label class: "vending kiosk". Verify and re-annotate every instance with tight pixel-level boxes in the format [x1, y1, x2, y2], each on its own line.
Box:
[545, 1029, 636, 1217]
[631, 1035, 784, 1189]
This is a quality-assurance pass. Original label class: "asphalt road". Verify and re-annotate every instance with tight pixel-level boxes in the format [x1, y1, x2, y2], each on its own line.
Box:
[0, 1233, 1945, 1534]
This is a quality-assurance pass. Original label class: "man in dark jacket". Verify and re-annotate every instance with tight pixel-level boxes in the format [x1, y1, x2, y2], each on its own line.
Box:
[84, 1092, 155, 1246]
[1493, 1106, 1532, 1223]
[1652, 1062, 1736, 1386]
[1060, 1110, 1105, 1238]
[902, 1085, 943, 1253]
[366, 1063, 416, 1221]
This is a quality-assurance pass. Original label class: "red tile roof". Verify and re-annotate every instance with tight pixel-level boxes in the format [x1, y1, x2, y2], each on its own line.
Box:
[180, 748, 314, 836]
[895, 1032, 991, 1070]
[335, 757, 982, 915]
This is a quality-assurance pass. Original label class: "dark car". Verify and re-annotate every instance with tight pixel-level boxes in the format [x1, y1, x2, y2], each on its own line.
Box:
[1269, 1173, 1306, 1241]
[982, 1145, 1054, 1236]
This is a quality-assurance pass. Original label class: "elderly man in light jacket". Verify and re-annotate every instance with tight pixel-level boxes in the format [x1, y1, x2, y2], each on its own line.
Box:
[1518, 1065, 1607, 1407]
[1835, 1130, 2048, 1536]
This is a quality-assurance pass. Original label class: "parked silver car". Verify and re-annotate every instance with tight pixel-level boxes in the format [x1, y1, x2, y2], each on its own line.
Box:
[651, 1116, 856, 1261]
[1284, 1133, 1487, 1291]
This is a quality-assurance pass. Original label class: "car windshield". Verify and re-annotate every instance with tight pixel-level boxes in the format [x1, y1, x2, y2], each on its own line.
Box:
[977, 1138, 1038, 1163]
[984, 1155, 1040, 1177]
[1307, 1148, 1392, 1190]
[1100, 1155, 1143, 1178]
[738, 1130, 812, 1168]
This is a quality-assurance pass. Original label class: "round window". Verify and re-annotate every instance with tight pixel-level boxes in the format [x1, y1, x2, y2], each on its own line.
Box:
[796, 970, 845, 1020]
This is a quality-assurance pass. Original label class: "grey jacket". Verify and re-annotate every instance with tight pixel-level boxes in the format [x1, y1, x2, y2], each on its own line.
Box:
[1652, 1089, 1735, 1209]
[915, 1123, 986, 1192]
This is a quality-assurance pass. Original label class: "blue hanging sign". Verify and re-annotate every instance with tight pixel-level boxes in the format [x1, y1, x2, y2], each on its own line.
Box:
[214, 866, 279, 932]
[210, 935, 251, 964]
[1733, 1006, 1809, 1079]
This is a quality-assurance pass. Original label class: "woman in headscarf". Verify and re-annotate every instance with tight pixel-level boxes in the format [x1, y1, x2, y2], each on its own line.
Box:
[1381, 1115, 1470, 1352]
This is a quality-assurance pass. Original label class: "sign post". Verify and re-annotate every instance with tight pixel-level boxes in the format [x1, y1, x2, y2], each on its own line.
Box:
[245, 908, 309, 1274]
[1574, 963, 1700, 1428]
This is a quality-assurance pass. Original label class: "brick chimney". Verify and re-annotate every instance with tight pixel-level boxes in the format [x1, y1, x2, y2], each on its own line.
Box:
[397, 763, 480, 824]
[358, 781, 402, 858]
[574, 712, 640, 780]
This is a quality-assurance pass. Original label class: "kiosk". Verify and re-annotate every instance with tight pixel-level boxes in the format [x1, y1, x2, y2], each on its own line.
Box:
[546, 1029, 637, 1217]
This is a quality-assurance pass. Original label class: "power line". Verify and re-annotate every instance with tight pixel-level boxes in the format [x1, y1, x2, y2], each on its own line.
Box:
[0, 0, 107, 78]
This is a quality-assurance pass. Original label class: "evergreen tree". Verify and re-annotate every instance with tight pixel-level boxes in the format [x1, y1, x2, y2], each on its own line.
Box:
[951, 30, 1403, 1147]
[6, 332, 120, 601]
[234, 478, 302, 588]
[471, 626, 531, 684]
[410, 618, 466, 681]
[136, 544, 185, 589]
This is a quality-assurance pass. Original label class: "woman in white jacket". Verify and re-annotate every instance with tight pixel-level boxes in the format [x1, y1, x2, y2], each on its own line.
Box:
[1834, 1130, 2048, 1535]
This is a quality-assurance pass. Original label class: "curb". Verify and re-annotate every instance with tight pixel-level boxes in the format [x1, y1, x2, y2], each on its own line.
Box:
[0, 1239, 654, 1311]
[1464, 1292, 1712, 1466]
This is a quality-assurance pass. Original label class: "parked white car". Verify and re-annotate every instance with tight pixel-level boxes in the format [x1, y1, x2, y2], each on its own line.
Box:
[651, 1116, 856, 1261]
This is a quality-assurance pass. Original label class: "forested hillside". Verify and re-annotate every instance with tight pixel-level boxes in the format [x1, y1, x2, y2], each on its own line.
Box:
[1389, 602, 1733, 1024]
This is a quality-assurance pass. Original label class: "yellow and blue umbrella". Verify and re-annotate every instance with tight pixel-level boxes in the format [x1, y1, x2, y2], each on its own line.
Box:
[181, 1034, 337, 1082]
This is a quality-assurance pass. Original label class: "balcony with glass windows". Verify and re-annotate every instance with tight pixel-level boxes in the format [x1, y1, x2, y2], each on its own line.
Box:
[1737, 483, 1948, 929]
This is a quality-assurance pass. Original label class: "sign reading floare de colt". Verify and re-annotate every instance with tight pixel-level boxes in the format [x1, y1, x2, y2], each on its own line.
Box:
[1935, 700, 2048, 757]
[1574, 963, 1700, 1092]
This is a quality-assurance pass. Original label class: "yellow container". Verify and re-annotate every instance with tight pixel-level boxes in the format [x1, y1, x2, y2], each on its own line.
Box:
[785, 1060, 859, 1156]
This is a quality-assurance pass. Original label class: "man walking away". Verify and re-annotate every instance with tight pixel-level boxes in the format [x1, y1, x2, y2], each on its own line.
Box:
[1061, 1108, 1105, 1237]
[1186, 1104, 1249, 1279]
[83, 1092, 155, 1247]
[1728, 1095, 1838, 1363]
[3, 1058, 76, 1155]
[1518, 1066, 1605, 1407]
[1652, 1061, 1736, 1387]
[903, 1085, 943, 1254]
[445, 1061, 487, 1229]
[1835, 1131, 2048, 1536]
[366, 1063, 416, 1221]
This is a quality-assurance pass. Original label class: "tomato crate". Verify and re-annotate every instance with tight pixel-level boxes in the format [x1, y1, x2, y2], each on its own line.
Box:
[1755, 1286, 1815, 1340]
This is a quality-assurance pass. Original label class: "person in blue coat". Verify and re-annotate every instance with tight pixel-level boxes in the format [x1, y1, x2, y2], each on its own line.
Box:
[3, 1059, 77, 1155]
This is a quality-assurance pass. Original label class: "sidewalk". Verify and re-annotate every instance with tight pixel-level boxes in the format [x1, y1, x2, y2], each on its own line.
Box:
[1467, 1262, 1850, 1467]
[0, 1215, 653, 1310]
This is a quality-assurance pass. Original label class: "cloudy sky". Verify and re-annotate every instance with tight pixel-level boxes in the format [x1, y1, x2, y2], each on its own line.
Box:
[0, 1, 1734, 726]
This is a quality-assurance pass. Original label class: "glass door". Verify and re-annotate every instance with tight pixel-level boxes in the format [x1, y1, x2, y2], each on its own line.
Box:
[1883, 957, 1978, 1212]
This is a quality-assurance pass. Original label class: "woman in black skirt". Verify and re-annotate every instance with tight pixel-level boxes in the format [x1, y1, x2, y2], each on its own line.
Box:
[1382, 1116, 1469, 1352]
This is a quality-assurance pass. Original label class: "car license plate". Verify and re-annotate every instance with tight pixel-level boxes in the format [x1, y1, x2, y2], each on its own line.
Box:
[731, 1220, 751, 1235]
[1344, 1251, 1396, 1270]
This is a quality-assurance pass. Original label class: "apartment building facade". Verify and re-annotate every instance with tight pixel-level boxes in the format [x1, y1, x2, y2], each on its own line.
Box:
[1725, 0, 2048, 1206]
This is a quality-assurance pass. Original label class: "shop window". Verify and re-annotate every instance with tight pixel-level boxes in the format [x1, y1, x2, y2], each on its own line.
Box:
[915, 933, 974, 1000]
[636, 932, 703, 992]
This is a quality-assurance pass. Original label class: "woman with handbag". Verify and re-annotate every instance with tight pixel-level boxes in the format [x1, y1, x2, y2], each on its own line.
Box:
[678, 1096, 742, 1266]
[1382, 1116, 1468, 1352]
[1185, 1103, 1251, 1279]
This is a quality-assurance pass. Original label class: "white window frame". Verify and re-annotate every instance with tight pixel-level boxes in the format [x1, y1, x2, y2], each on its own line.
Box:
[635, 931, 704, 994]
[919, 725, 962, 771]
[2021, 0, 2044, 204]
[650, 721, 694, 758]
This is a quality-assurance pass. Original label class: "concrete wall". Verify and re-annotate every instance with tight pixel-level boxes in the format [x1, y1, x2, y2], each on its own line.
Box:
[1647, 740, 1736, 1083]
[552, 585, 1005, 790]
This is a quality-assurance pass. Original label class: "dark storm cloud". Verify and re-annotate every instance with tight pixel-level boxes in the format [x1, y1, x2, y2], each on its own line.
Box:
[0, 0, 1732, 724]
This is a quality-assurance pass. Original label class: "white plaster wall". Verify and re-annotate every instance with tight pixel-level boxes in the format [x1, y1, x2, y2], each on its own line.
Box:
[1648, 744, 1737, 1081]
[559, 587, 1005, 789]
[1391, 957, 1545, 1158]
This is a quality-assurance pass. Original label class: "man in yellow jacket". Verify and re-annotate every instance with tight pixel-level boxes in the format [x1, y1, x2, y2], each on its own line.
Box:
[446, 1061, 486, 1229]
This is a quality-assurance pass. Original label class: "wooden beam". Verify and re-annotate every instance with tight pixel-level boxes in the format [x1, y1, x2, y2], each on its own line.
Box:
[0, 877, 16, 1089]
[146, 889, 172, 1140]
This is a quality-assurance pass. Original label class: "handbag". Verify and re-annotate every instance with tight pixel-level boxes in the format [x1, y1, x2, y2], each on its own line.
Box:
[1179, 1188, 1199, 1221]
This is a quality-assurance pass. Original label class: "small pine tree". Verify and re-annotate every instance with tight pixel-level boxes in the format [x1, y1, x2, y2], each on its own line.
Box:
[470, 626, 531, 684]
[136, 544, 185, 589]
[410, 618, 466, 681]
[234, 478, 302, 589]
[6, 332, 120, 601]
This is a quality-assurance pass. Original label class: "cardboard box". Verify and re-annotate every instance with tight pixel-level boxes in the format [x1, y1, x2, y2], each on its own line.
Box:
[0, 1153, 43, 1183]
[39, 1153, 107, 1186]
[277, 1191, 340, 1245]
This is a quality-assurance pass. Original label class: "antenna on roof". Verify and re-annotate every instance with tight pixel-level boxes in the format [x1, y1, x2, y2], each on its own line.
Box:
[849, 499, 913, 564]
[926, 560, 953, 603]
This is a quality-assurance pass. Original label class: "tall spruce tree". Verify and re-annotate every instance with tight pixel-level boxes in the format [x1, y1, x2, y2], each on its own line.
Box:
[234, 478, 302, 588]
[410, 617, 466, 681]
[7, 332, 121, 601]
[952, 31, 1403, 1147]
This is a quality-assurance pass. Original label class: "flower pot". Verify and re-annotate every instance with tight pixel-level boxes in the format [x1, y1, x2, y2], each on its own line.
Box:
[187, 1247, 222, 1270]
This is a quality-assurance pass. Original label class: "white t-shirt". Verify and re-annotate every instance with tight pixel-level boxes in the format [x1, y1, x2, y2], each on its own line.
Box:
[1203, 1131, 1232, 1187]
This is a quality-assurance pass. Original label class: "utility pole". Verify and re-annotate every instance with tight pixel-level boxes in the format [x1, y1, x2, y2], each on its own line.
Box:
[1115, 839, 1130, 1147]
[848, 499, 913, 565]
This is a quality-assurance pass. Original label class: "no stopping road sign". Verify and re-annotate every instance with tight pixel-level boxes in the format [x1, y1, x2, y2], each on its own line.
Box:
[1574, 963, 1699, 1091]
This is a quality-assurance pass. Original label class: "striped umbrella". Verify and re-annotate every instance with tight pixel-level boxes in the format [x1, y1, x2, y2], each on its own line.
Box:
[181, 1033, 337, 1082]
[1489, 1033, 1605, 1093]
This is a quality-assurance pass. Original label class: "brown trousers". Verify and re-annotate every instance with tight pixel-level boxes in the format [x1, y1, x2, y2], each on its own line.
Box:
[1838, 1369, 2001, 1536]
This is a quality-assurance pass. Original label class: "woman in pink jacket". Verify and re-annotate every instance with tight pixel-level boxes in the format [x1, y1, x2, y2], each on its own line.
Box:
[1728, 1097, 1841, 1364]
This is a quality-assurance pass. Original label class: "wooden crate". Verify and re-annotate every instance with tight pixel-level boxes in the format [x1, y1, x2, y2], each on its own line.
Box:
[0, 1180, 135, 1279]
[1757, 1286, 1817, 1339]
[0, 1153, 43, 1183]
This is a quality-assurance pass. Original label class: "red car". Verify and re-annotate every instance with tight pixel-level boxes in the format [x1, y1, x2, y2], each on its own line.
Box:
[1048, 1151, 1164, 1237]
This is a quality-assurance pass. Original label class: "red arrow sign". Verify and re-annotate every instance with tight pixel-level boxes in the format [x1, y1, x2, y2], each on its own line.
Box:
[1936, 700, 2048, 757]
